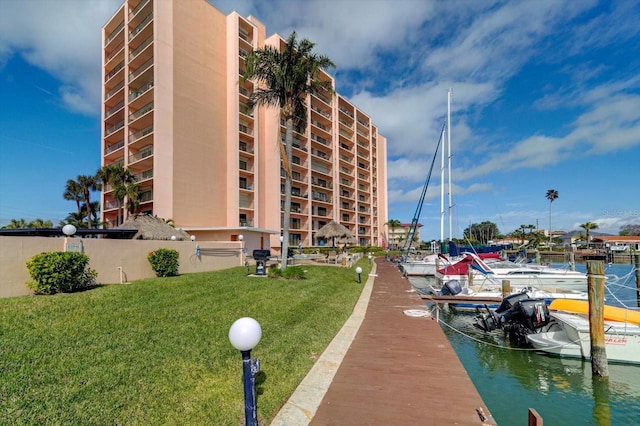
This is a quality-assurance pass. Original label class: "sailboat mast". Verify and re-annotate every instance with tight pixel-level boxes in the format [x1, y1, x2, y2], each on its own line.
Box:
[447, 89, 453, 241]
[440, 125, 446, 242]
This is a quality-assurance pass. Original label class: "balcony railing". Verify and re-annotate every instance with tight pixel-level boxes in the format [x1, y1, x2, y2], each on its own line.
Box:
[104, 200, 119, 210]
[129, 57, 153, 81]
[134, 168, 153, 181]
[238, 30, 253, 44]
[105, 81, 124, 100]
[104, 139, 125, 154]
[310, 104, 331, 119]
[339, 106, 354, 118]
[105, 40, 124, 62]
[104, 100, 124, 119]
[139, 190, 153, 203]
[129, 0, 150, 20]
[129, 102, 153, 122]
[129, 147, 153, 163]
[105, 61, 124, 82]
[128, 81, 154, 102]
[105, 22, 124, 45]
[105, 120, 124, 137]
[129, 12, 153, 40]
[311, 148, 330, 161]
[129, 35, 152, 60]
[128, 125, 153, 143]
[310, 133, 328, 145]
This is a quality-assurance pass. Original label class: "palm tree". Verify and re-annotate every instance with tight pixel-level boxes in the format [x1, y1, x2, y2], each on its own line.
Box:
[545, 189, 558, 249]
[580, 221, 599, 249]
[2, 218, 28, 229]
[61, 211, 88, 228]
[63, 179, 83, 215]
[124, 181, 141, 214]
[76, 174, 100, 229]
[385, 219, 402, 250]
[28, 219, 53, 228]
[242, 31, 335, 269]
[82, 201, 102, 228]
[97, 164, 137, 226]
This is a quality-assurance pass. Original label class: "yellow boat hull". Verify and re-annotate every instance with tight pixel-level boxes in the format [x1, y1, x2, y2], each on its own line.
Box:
[549, 299, 640, 325]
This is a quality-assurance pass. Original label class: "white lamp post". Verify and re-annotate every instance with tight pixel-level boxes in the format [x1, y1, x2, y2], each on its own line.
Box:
[62, 224, 77, 252]
[171, 235, 176, 241]
[229, 317, 262, 426]
[238, 234, 244, 266]
[356, 266, 363, 283]
[62, 224, 76, 237]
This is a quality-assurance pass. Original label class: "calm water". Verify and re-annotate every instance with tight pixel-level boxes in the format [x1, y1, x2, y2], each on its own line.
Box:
[409, 263, 640, 425]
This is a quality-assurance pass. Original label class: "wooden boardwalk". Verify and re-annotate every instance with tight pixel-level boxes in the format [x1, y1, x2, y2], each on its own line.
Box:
[309, 258, 496, 425]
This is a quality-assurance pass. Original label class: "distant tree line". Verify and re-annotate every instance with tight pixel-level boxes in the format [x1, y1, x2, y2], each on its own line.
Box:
[2, 164, 140, 230]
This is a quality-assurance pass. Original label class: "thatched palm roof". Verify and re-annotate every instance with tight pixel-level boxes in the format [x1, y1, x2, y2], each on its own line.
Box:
[117, 214, 191, 241]
[315, 220, 355, 247]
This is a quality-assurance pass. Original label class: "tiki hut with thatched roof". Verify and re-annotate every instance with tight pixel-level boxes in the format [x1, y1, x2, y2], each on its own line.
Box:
[117, 214, 192, 240]
[315, 220, 356, 247]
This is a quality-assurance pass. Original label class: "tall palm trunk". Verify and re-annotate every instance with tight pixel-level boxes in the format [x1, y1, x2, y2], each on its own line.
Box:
[281, 118, 294, 269]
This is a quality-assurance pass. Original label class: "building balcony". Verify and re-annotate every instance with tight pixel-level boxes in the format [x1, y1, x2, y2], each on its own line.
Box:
[105, 21, 124, 47]
[104, 80, 124, 101]
[104, 139, 125, 156]
[129, 34, 152, 61]
[128, 145, 153, 164]
[105, 61, 124, 83]
[128, 80, 153, 103]
[129, 0, 151, 22]
[129, 11, 153, 41]
[128, 102, 153, 124]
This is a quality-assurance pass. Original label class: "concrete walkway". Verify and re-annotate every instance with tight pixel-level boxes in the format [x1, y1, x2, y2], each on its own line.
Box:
[270, 258, 495, 425]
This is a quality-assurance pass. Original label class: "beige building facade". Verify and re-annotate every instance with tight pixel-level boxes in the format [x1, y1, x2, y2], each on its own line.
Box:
[101, 0, 388, 253]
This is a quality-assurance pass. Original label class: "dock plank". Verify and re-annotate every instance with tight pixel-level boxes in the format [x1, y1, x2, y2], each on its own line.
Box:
[309, 259, 495, 425]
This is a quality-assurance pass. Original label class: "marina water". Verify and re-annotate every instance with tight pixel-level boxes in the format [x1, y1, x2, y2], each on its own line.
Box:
[409, 263, 640, 425]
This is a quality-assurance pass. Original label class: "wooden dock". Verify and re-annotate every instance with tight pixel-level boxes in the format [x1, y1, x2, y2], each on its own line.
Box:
[309, 258, 496, 425]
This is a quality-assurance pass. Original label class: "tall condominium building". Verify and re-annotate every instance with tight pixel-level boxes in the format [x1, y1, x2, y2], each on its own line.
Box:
[101, 0, 388, 250]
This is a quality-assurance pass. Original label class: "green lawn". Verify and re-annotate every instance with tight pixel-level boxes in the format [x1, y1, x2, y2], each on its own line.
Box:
[0, 262, 370, 425]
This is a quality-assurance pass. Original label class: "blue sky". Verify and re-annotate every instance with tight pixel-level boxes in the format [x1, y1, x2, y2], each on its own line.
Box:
[1, 0, 639, 241]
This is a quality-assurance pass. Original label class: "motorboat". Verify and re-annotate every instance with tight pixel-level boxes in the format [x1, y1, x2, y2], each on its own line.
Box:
[435, 252, 588, 292]
[473, 294, 640, 364]
[430, 279, 588, 310]
[526, 311, 640, 364]
[399, 253, 449, 276]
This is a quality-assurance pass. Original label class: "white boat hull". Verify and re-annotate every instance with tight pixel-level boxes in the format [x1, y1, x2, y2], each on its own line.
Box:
[436, 272, 588, 292]
[400, 262, 438, 276]
[527, 312, 640, 364]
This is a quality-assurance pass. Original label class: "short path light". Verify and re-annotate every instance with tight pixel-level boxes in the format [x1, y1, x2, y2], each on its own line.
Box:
[229, 317, 262, 426]
[356, 266, 363, 284]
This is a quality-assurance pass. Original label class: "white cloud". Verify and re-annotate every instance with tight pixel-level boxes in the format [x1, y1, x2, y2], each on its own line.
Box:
[0, 0, 121, 115]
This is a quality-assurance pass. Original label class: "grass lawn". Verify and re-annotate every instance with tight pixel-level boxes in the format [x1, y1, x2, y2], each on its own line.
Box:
[0, 262, 370, 425]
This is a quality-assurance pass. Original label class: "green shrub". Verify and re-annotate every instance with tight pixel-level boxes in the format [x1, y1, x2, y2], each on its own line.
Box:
[26, 251, 98, 295]
[147, 248, 179, 277]
[268, 265, 306, 280]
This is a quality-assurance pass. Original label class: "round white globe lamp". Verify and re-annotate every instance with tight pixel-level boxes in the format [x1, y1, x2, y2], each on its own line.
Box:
[229, 317, 262, 426]
[355, 266, 363, 283]
[62, 224, 77, 236]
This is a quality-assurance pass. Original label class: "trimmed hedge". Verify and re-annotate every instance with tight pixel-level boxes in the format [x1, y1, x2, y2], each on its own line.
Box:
[26, 251, 98, 295]
[147, 248, 179, 277]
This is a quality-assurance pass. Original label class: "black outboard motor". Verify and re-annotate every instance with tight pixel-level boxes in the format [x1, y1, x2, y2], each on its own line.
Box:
[440, 280, 462, 296]
[252, 249, 271, 275]
[473, 293, 550, 338]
